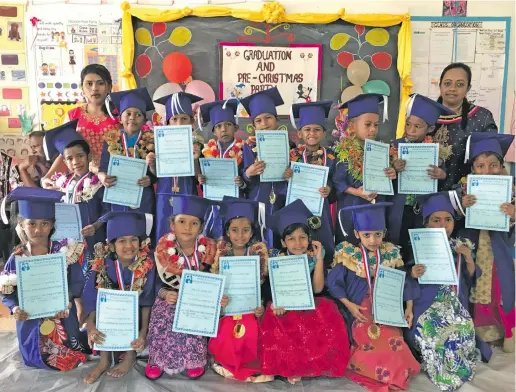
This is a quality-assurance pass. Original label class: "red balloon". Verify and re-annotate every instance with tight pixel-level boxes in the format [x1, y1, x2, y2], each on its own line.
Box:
[152, 22, 166, 37]
[355, 25, 365, 36]
[135, 54, 152, 78]
[336, 51, 354, 68]
[371, 52, 392, 71]
[163, 52, 192, 83]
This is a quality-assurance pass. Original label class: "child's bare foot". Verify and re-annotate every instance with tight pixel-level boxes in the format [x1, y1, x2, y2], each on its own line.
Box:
[84, 358, 110, 384]
[288, 377, 301, 384]
[107, 351, 135, 378]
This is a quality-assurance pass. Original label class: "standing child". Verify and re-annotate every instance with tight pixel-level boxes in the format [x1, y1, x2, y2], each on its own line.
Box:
[240, 88, 288, 247]
[151, 92, 204, 241]
[260, 199, 351, 385]
[387, 94, 454, 257]
[208, 196, 272, 383]
[404, 192, 491, 391]
[333, 94, 396, 245]
[454, 132, 515, 352]
[328, 202, 420, 391]
[0, 188, 89, 371]
[145, 195, 218, 380]
[286, 101, 336, 266]
[98, 87, 156, 216]
[82, 211, 155, 384]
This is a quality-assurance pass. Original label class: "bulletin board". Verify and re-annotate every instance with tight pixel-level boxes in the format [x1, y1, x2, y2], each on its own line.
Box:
[411, 16, 511, 133]
[121, 3, 413, 142]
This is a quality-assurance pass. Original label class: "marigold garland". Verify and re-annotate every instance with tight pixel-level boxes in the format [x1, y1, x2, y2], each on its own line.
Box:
[104, 128, 154, 159]
[202, 138, 244, 165]
[335, 136, 364, 182]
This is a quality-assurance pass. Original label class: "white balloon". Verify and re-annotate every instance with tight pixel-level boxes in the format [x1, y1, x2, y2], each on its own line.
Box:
[152, 82, 182, 118]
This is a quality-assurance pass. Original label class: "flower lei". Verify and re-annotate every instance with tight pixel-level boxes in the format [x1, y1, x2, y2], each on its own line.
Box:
[389, 135, 452, 164]
[51, 172, 102, 202]
[156, 233, 212, 276]
[211, 240, 268, 281]
[103, 128, 154, 159]
[273, 248, 318, 272]
[449, 237, 475, 252]
[202, 138, 244, 165]
[290, 145, 335, 165]
[332, 241, 404, 278]
[90, 238, 154, 295]
[335, 135, 364, 182]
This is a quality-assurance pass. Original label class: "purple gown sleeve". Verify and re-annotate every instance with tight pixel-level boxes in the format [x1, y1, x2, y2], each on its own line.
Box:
[82, 269, 98, 317]
[327, 264, 349, 300]
[99, 142, 110, 173]
[139, 264, 156, 307]
[1, 255, 18, 312]
[403, 276, 421, 302]
[242, 144, 259, 188]
[68, 261, 85, 299]
[332, 162, 352, 194]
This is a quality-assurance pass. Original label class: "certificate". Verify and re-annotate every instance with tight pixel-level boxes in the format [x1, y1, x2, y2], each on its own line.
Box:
[94, 289, 138, 351]
[255, 131, 290, 182]
[103, 155, 147, 209]
[409, 228, 458, 285]
[200, 158, 238, 201]
[398, 143, 439, 195]
[51, 203, 82, 241]
[373, 265, 408, 327]
[268, 255, 315, 311]
[154, 125, 195, 178]
[15, 253, 69, 320]
[173, 270, 225, 338]
[466, 175, 513, 232]
[219, 256, 261, 316]
[363, 139, 393, 195]
[286, 162, 329, 217]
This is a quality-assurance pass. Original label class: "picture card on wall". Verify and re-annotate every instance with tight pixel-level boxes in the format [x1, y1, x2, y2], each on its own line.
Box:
[0, 4, 25, 51]
[0, 53, 27, 83]
[0, 86, 29, 133]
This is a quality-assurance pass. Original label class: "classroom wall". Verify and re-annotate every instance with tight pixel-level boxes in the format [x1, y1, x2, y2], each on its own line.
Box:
[7, 0, 516, 139]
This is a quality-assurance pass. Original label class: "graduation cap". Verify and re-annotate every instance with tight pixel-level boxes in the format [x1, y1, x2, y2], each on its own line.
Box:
[267, 199, 320, 237]
[465, 132, 515, 163]
[154, 92, 203, 123]
[221, 196, 266, 241]
[108, 87, 154, 116]
[339, 93, 387, 122]
[290, 101, 332, 130]
[43, 119, 81, 160]
[406, 93, 455, 126]
[338, 202, 392, 233]
[199, 100, 239, 132]
[240, 87, 284, 119]
[98, 211, 153, 242]
[172, 195, 216, 221]
[417, 191, 456, 220]
[1, 187, 64, 223]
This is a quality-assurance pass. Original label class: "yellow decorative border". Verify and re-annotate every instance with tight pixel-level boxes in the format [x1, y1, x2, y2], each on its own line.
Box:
[120, 1, 412, 137]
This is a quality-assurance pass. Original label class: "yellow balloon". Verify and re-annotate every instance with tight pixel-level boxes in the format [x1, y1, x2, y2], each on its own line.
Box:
[365, 28, 389, 46]
[135, 28, 152, 47]
[330, 33, 350, 51]
[169, 27, 192, 47]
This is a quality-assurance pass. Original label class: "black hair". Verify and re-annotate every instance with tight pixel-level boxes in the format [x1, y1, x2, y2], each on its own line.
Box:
[168, 214, 204, 226]
[64, 139, 90, 155]
[471, 152, 504, 167]
[437, 62, 472, 130]
[223, 216, 255, 243]
[80, 64, 114, 116]
[109, 236, 143, 258]
[281, 223, 310, 241]
[28, 131, 45, 139]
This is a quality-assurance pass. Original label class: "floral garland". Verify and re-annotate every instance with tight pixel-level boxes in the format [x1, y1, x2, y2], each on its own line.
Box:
[290, 145, 335, 165]
[389, 135, 452, 164]
[449, 237, 475, 252]
[332, 241, 404, 278]
[51, 172, 102, 203]
[103, 127, 154, 159]
[202, 138, 244, 165]
[335, 135, 364, 182]
[211, 240, 268, 281]
[272, 248, 318, 272]
[90, 238, 154, 295]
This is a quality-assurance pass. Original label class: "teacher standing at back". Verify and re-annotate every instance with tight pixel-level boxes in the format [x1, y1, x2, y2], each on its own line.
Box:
[431, 62, 498, 190]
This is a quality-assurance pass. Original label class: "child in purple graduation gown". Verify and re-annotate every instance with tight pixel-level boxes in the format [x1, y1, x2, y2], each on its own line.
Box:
[146, 195, 218, 380]
[453, 133, 515, 352]
[241, 88, 288, 247]
[149, 92, 205, 242]
[387, 94, 453, 258]
[0, 188, 88, 371]
[404, 192, 491, 391]
[98, 88, 156, 216]
[82, 211, 155, 384]
[333, 94, 396, 246]
[285, 101, 336, 266]
[328, 202, 420, 391]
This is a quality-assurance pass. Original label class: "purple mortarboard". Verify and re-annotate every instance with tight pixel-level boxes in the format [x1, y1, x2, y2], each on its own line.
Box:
[109, 87, 154, 115]
[240, 87, 284, 119]
[1, 187, 64, 223]
[99, 211, 152, 242]
[466, 132, 515, 162]
[172, 195, 215, 221]
[339, 93, 385, 120]
[290, 101, 332, 130]
[154, 92, 203, 123]
[406, 93, 455, 126]
[200, 100, 239, 131]
[222, 196, 267, 241]
[339, 202, 392, 232]
[43, 119, 81, 160]
[267, 199, 319, 237]
[417, 192, 456, 220]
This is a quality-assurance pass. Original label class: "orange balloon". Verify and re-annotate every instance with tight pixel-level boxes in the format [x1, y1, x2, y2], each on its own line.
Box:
[162, 52, 192, 84]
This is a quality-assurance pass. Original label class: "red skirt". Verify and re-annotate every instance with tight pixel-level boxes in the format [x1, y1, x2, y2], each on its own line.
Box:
[208, 314, 261, 381]
[259, 297, 350, 378]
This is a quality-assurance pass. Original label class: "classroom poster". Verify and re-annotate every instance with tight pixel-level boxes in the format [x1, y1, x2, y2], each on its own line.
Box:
[41, 101, 81, 129]
[0, 134, 29, 158]
[0, 4, 25, 51]
[0, 86, 30, 133]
